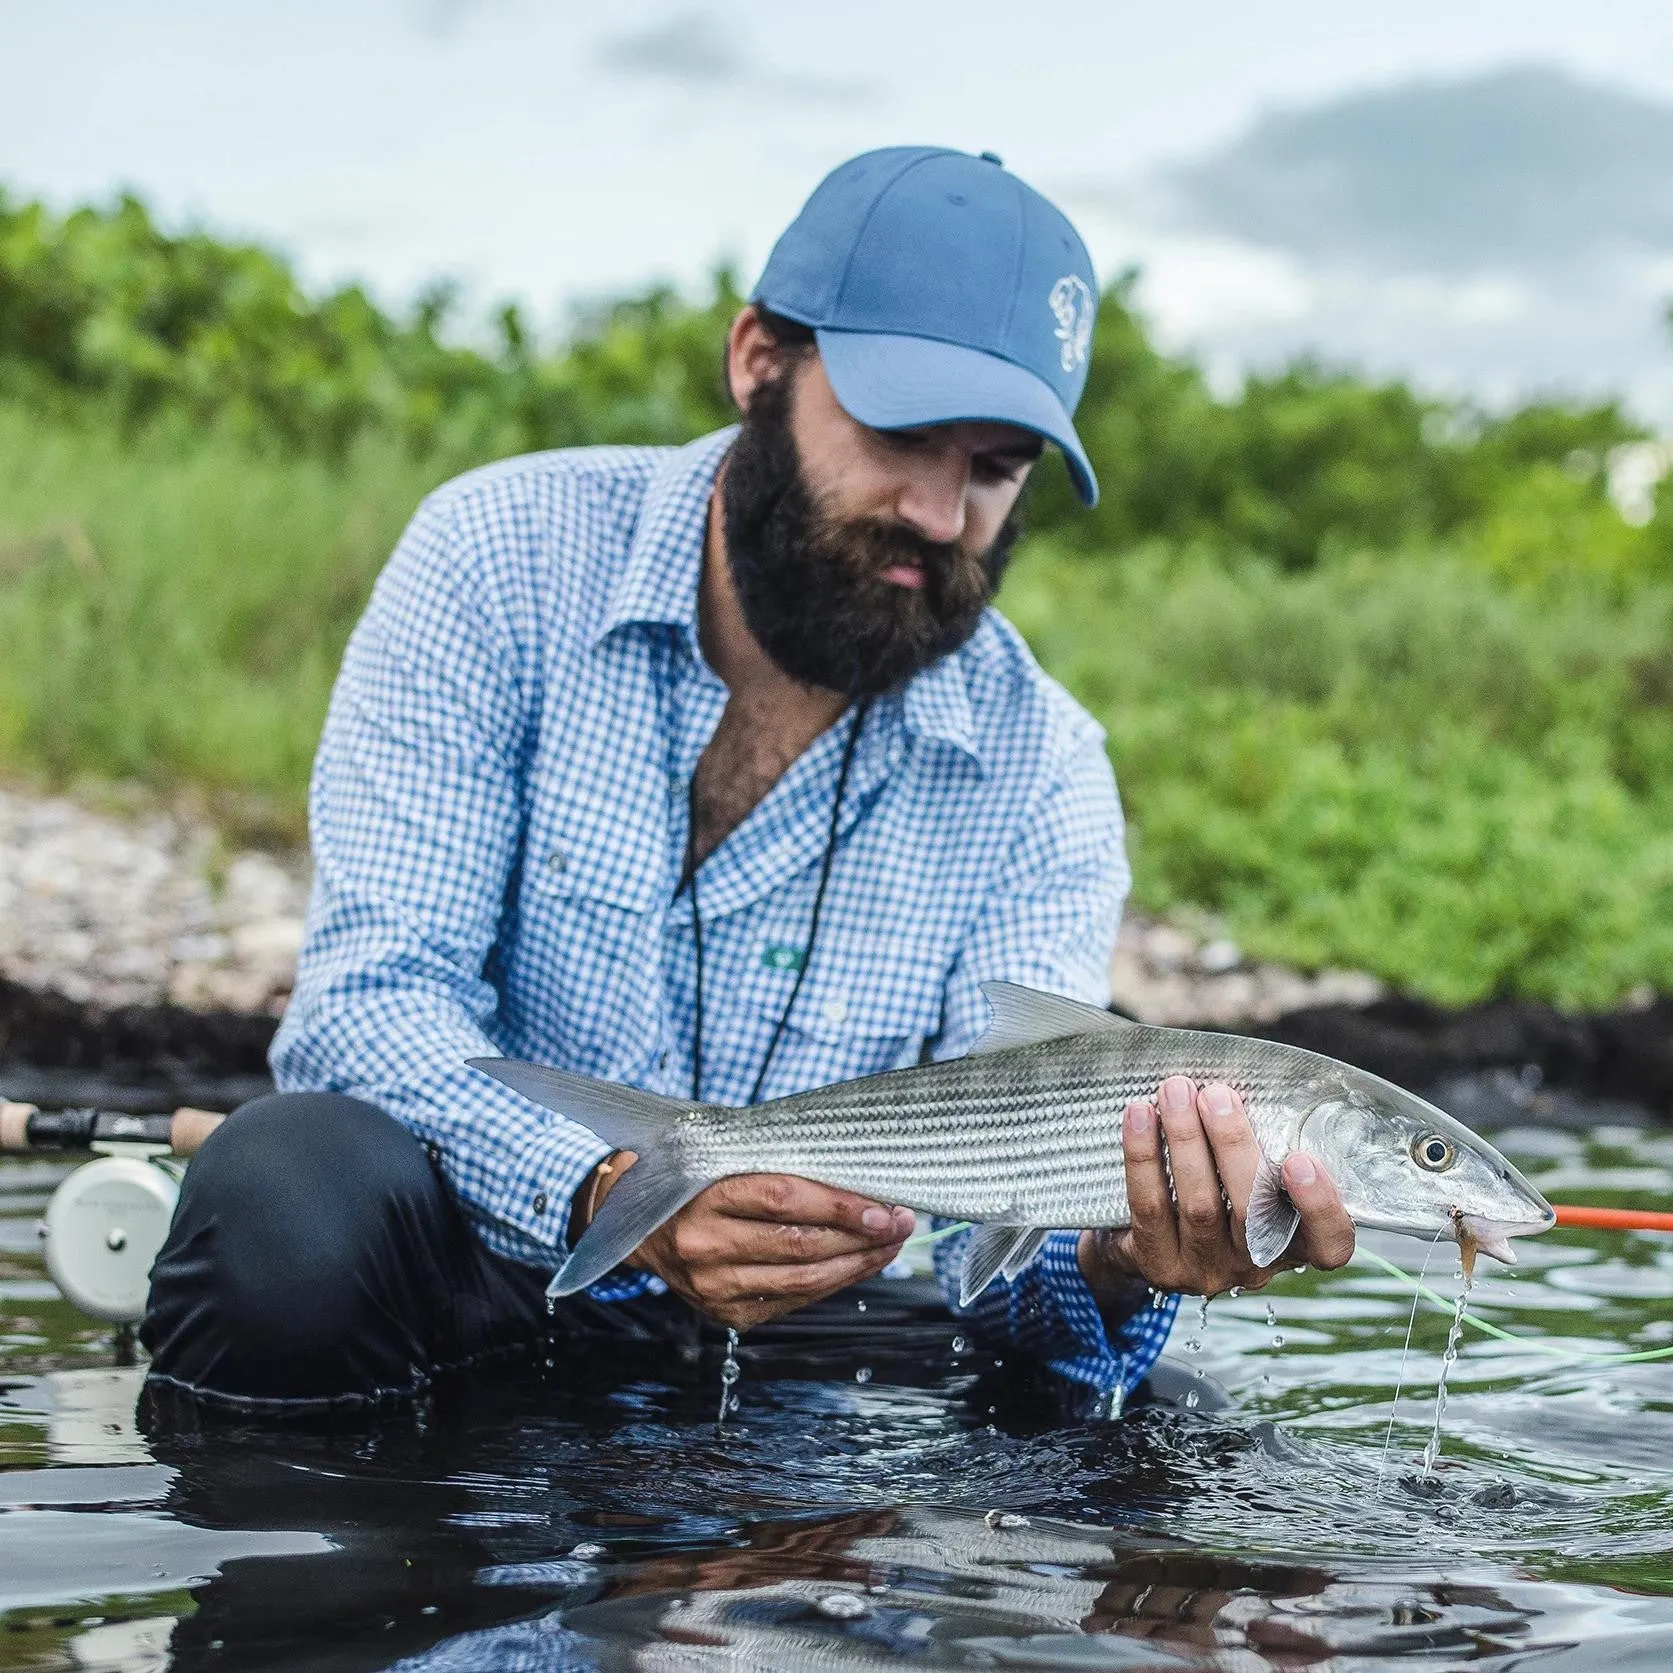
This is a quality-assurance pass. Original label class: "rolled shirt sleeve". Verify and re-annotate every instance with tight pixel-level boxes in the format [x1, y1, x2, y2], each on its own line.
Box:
[926, 699, 1178, 1406]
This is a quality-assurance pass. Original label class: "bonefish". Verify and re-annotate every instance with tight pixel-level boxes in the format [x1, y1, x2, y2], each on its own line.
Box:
[472, 982, 1554, 1305]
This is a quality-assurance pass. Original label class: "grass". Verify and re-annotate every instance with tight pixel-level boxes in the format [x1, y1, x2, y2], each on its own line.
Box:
[0, 403, 451, 837]
[1, 398, 1670, 1008]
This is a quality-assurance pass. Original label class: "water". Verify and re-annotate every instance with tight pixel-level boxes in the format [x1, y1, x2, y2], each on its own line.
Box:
[1418, 1263, 1474, 1479]
[715, 1328, 740, 1430]
[5, 1113, 1673, 1669]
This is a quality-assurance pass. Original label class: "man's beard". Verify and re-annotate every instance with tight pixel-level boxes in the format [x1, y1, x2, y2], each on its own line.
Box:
[720, 370, 1023, 699]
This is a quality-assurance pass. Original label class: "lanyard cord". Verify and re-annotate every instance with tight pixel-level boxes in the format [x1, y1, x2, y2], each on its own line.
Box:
[681, 698, 870, 1105]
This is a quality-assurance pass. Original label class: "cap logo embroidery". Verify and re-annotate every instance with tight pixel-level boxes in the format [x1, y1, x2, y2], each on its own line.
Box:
[1048, 275, 1094, 373]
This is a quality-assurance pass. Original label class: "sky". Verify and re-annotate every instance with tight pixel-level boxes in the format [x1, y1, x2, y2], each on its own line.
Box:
[4, 1, 1673, 417]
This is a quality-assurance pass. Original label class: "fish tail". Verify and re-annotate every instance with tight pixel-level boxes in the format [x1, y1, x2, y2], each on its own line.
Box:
[466, 1056, 719, 1295]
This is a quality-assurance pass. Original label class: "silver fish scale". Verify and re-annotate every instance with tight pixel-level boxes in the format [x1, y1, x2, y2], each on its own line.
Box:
[675, 1026, 1340, 1227]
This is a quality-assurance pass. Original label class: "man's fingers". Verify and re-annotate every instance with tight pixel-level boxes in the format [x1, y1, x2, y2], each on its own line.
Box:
[707, 1173, 914, 1242]
[1120, 1098, 1179, 1274]
[1196, 1084, 1262, 1232]
[676, 1213, 906, 1267]
[709, 1244, 904, 1307]
[1282, 1152, 1356, 1271]
[1156, 1077, 1227, 1256]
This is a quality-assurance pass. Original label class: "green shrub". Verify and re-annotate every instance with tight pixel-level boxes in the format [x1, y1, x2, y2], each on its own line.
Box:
[1000, 544, 1673, 1008]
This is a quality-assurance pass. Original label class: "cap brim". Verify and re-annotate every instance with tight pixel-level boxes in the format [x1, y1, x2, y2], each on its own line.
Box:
[815, 328, 1098, 506]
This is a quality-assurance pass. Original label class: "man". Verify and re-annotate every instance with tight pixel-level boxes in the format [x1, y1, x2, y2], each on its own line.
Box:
[141, 147, 1354, 1414]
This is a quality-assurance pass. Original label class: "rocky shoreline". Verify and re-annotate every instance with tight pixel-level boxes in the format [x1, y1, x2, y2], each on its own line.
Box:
[1, 782, 1667, 1120]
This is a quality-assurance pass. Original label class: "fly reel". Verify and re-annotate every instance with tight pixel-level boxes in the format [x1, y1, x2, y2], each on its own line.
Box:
[3, 1102, 225, 1324]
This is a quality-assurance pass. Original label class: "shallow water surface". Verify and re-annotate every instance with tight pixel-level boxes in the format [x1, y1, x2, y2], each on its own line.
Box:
[3, 1112, 1673, 1670]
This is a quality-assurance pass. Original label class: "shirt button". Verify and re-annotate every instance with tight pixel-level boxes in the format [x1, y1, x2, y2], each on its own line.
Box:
[533, 1192, 549, 1214]
[821, 993, 850, 1027]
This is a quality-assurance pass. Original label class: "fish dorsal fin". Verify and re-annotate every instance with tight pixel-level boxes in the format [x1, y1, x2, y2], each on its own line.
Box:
[968, 981, 1133, 1058]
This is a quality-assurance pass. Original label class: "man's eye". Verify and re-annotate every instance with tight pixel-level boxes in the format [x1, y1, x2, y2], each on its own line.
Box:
[973, 455, 1028, 483]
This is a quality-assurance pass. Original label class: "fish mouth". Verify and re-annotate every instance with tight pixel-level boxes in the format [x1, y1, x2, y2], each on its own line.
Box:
[1457, 1210, 1556, 1266]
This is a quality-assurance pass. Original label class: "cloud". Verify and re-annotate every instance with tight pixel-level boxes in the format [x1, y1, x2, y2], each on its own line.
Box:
[1160, 65, 1673, 277]
[594, 11, 870, 104]
[406, 0, 506, 38]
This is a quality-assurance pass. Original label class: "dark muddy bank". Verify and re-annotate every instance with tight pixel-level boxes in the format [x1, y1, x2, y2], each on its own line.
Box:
[2, 971, 1669, 1120]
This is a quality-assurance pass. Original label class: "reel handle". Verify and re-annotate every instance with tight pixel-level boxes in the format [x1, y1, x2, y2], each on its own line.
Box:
[0, 1101, 227, 1156]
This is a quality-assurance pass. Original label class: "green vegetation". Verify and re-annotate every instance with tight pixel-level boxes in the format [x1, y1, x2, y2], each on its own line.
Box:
[1002, 545, 1673, 1009]
[1, 188, 1670, 1007]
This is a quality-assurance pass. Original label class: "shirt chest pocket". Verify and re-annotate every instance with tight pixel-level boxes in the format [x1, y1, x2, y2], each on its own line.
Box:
[524, 786, 664, 913]
[743, 930, 952, 1082]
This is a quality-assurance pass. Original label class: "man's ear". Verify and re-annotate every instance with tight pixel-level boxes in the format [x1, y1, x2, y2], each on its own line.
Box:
[725, 305, 790, 413]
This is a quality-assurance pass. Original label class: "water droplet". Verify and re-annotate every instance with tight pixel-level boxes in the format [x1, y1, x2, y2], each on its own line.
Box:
[1421, 1277, 1474, 1478]
[855, 1366, 873, 1384]
[856, 1299, 867, 1312]
[1264, 1301, 1277, 1328]
[951, 1335, 968, 1354]
[716, 1327, 742, 1429]
[1228, 1285, 1243, 1298]
[816, 1592, 870, 1619]
[570, 1542, 606, 1560]
[1271, 1332, 1285, 1347]
[1183, 1389, 1200, 1409]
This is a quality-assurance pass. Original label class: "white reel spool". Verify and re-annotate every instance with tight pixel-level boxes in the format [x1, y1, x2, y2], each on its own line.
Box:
[41, 1152, 182, 1324]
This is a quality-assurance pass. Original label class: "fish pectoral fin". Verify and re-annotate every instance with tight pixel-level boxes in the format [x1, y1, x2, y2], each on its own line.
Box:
[968, 981, 1133, 1057]
[959, 1223, 1050, 1307]
[550, 1145, 706, 1297]
[1243, 1157, 1302, 1269]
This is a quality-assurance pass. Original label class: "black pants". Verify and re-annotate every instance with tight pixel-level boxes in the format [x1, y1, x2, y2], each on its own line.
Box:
[139, 1092, 981, 1414]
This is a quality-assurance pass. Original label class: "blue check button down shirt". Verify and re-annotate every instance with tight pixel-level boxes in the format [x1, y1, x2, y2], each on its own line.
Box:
[271, 428, 1179, 1401]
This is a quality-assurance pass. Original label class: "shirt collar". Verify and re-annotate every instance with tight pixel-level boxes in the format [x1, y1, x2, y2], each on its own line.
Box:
[595, 422, 986, 775]
[900, 635, 984, 774]
[594, 427, 736, 646]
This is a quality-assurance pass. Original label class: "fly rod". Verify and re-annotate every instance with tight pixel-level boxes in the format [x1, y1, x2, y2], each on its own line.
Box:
[1, 1100, 225, 1156]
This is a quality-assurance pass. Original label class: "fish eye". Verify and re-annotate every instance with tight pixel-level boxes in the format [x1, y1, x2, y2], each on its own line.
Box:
[1413, 1133, 1456, 1172]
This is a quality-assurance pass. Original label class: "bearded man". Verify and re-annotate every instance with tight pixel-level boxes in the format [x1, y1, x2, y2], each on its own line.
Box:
[140, 147, 1353, 1414]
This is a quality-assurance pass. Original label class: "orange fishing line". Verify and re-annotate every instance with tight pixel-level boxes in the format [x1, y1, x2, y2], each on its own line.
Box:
[1552, 1204, 1673, 1232]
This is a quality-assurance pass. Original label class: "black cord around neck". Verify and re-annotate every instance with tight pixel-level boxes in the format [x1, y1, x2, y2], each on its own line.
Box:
[681, 698, 870, 1105]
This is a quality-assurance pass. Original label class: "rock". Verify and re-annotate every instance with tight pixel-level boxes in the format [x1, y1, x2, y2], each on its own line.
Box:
[1109, 909, 1388, 1028]
[0, 784, 307, 1016]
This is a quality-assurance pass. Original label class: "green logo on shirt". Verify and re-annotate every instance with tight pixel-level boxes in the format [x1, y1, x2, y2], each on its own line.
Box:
[762, 943, 806, 971]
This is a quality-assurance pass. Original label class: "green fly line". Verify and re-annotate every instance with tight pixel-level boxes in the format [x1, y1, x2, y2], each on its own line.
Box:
[906, 1221, 1673, 1365]
[1352, 1244, 1673, 1365]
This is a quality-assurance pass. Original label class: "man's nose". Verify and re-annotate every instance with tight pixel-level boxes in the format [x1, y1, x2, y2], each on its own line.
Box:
[894, 453, 969, 546]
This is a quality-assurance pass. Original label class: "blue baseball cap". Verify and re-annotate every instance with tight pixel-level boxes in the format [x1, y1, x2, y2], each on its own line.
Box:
[752, 146, 1100, 505]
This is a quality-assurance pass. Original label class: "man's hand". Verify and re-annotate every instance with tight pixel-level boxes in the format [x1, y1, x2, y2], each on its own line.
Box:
[1079, 1076, 1356, 1304]
[578, 1153, 915, 1333]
